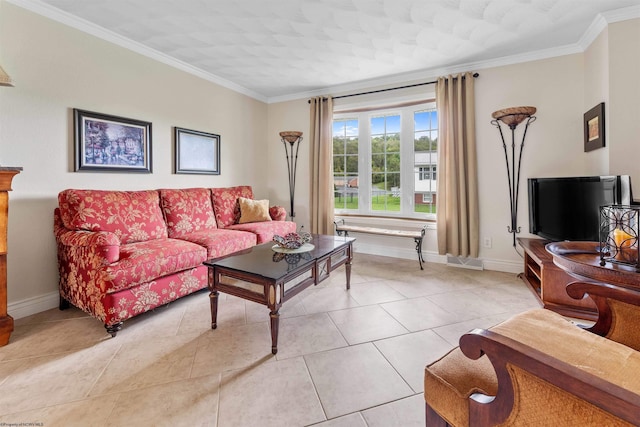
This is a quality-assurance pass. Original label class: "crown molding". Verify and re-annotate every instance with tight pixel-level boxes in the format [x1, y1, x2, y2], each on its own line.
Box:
[579, 5, 640, 51]
[603, 4, 640, 23]
[8, 0, 640, 105]
[267, 43, 583, 104]
[6, 0, 268, 102]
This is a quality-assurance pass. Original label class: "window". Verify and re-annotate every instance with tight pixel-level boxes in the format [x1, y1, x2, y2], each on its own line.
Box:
[333, 119, 359, 210]
[418, 166, 434, 181]
[371, 114, 401, 212]
[333, 102, 437, 219]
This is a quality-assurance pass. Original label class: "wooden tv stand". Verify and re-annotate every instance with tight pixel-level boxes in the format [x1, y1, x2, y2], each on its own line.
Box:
[518, 237, 597, 321]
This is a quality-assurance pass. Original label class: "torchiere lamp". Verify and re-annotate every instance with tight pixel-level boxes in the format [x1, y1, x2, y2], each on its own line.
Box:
[0, 65, 14, 87]
[491, 106, 537, 247]
[279, 131, 303, 219]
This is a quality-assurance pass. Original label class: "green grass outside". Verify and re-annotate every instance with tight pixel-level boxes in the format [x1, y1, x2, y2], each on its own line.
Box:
[334, 195, 436, 213]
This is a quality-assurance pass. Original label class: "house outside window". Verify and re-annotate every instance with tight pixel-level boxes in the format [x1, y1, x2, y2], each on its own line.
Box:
[333, 102, 437, 219]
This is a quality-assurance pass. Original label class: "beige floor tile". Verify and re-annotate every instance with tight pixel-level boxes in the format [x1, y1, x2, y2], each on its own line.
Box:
[190, 322, 275, 378]
[218, 357, 325, 427]
[304, 343, 413, 419]
[347, 280, 406, 305]
[310, 412, 367, 426]
[109, 302, 188, 343]
[470, 282, 542, 313]
[426, 289, 512, 319]
[374, 330, 454, 393]
[383, 275, 476, 298]
[178, 295, 247, 336]
[0, 394, 120, 427]
[244, 294, 308, 324]
[0, 344, 120, 414]
[328, 305, 408, 345]
[301, 286, 360, 314]
[107, 374, 220, 427]
[14, 305, 89, 326]
[88, 333, 201, 397]
[1, 317, 111, 361]
[274, 312, 348, 360]
[380, 297, 465, 331]
[361, 394, 425, 427]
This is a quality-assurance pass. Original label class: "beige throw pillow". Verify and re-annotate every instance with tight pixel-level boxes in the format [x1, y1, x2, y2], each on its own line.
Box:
[238, 197, 271, 224]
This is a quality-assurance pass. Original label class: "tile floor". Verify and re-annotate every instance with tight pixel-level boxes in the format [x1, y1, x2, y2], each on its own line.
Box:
[0, 253, 540, 427]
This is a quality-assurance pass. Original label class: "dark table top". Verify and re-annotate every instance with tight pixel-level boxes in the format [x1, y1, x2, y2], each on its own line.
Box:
[546, 241, 640, 288]
[204, 234, 355, 280]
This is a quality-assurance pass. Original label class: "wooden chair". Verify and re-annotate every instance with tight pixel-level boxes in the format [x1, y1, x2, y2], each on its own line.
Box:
[424, 281, 640, 426]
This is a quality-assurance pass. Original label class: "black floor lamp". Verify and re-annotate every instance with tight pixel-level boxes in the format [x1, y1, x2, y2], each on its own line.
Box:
[491, 106, 537, 247]
[280, 131, 303, 220]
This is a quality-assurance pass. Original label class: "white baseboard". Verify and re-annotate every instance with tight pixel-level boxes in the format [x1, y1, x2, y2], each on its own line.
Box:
[8, 291, 59, 319]
[483, 258, 524, 274]
[352, 242, 522, 273]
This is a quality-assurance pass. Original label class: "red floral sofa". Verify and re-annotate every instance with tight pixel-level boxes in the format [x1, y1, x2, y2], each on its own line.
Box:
[53, 186, 296, 336]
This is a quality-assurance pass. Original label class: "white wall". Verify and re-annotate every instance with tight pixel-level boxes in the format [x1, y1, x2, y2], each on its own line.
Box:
[0, 3, 269, 314]
[475, 54, 587, 268]
[608, 19, 640, 190]
[583, 28, 610, 174]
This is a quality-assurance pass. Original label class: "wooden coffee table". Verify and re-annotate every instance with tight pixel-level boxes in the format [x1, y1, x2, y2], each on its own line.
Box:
[203, 234, 355, 354]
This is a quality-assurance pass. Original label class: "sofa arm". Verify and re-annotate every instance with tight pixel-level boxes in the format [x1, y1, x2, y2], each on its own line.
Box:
[458, 328, 640, 426]
[55, 229, 120, 265]
[54, 207, 120, 265]
[269, 206, 287, 221]
[567, 281, 640, 351]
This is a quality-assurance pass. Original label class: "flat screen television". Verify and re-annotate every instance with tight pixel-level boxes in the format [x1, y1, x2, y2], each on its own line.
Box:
[528, 175, 633, 241]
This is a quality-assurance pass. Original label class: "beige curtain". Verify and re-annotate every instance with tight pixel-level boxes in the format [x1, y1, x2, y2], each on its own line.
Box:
[309, 96, 334, 234]
[436, 72, 479, 258]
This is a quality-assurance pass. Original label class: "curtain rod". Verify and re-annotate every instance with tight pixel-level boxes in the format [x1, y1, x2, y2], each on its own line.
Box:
[308, 72, 479, 103]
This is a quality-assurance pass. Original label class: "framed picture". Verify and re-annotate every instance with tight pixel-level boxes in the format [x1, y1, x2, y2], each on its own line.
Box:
[74, 109, 152, 172]
[174, 127, 221, 175]
[584, 102, 605, 152]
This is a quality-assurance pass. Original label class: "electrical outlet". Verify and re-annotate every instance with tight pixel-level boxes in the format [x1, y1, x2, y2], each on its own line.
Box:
[483, 237, 492, 248]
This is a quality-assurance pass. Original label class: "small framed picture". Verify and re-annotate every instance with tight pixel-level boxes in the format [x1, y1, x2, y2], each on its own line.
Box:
[584, 102, 605, 152]
[74, 109, 152, 172]
[174, 127, 221, 175]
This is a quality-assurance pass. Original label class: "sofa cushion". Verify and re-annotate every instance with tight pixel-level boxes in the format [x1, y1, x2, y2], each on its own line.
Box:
[211, 186, 253, 228]
[160, 188, 218, 238]
[58, 189, 168, 244]
[238, 197, 271, 224]
[99, 238, 207, 293]
[100, 265, 208, 325]
[179, 228, 257, 258]
[227, 220, 298, 244]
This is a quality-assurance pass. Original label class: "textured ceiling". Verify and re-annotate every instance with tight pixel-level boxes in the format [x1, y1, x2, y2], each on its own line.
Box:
[20, 0, 640, 100]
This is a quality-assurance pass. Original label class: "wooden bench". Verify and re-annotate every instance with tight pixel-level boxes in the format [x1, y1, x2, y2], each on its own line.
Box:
[334, 219, 427, 269]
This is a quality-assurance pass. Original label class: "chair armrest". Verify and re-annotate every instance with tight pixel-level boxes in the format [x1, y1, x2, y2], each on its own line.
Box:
[567, 281, 640, 350]
[269, 206, 287, 221]
[459, 328, 640, 426]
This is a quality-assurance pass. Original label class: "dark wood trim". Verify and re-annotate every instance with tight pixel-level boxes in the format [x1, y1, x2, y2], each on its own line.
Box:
[459, 329, 640, 425]
[425, 402, 450, 427]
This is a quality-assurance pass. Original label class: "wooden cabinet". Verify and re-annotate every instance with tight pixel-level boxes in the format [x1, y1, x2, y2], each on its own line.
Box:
[518, 237, 597, 321]
[0, 167, 21, 346]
